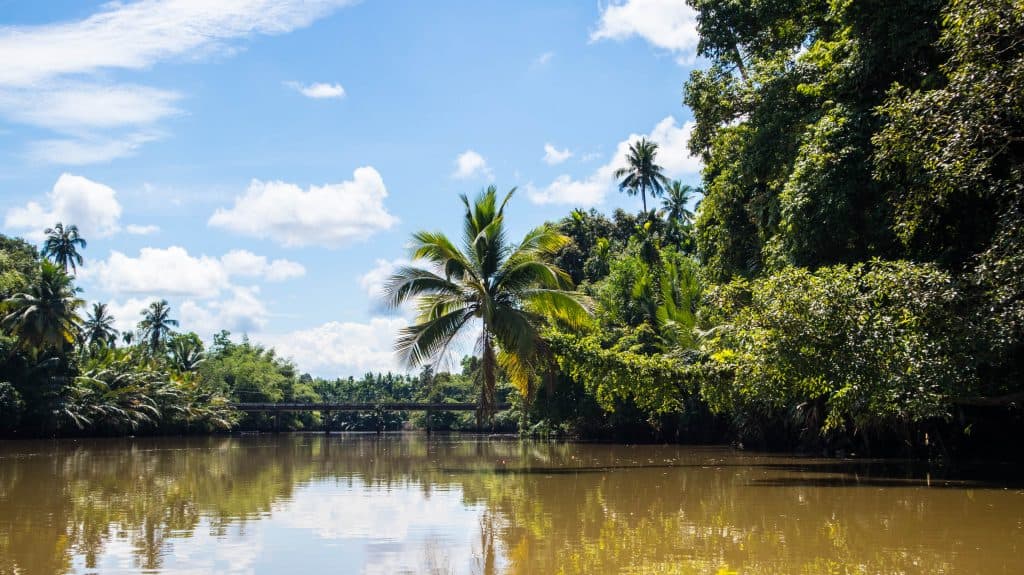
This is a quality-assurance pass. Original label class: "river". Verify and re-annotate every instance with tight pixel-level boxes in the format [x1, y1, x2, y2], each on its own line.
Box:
[0, 434, 1021, 574]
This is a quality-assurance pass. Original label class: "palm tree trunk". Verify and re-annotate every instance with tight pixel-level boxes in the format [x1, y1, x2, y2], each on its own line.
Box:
[641, 186, 647, 213]
[478, 333, 497, 428]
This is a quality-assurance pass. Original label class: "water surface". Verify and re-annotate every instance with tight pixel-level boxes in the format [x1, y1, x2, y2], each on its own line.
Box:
[1, 434, 1022, 574]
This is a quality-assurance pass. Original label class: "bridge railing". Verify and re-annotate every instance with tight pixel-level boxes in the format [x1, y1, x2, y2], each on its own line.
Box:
[231, 402, 511, 412]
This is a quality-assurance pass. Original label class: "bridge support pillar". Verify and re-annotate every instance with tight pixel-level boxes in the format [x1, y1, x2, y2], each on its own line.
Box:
[324, 410, 331, 435]
[426, 408, 432, 436]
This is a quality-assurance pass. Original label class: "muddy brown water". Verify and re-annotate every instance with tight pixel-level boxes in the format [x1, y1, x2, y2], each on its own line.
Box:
[0, 434, 1021, 574]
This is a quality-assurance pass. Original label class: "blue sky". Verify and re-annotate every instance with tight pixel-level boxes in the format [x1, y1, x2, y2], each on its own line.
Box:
[0, 0, 703, 376]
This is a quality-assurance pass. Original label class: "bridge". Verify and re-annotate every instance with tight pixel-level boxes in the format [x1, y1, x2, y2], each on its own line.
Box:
[232, 402, 512, 433]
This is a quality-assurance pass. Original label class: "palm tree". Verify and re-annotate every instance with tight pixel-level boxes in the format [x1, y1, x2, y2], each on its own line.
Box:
[661, 181, 699, 226]
[614, 138, 670, 213]
[138, 300, 178, 353]
[1, 261, 83, 352]
[83, 302, 119, 348]
[42, 223, 87, 275]
[169, 334, 205, 372]
[385, 186, 590, 422]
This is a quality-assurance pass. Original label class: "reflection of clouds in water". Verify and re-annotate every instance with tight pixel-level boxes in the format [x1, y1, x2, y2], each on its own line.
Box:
[66, 479, 491, 575]
[276, 480, 486, 574]
[72, 519, 263, 575]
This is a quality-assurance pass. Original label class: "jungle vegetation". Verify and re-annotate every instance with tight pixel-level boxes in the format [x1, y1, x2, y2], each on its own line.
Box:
[0, 0, 1020, 456]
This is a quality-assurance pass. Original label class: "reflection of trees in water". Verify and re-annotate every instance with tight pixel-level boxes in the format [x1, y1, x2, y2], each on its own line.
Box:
[0, 436, 1019, 574]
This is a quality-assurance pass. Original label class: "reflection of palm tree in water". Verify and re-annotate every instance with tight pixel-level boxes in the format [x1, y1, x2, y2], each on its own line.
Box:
[472, 514, 499, 575]
[0, 435, 1015, 575]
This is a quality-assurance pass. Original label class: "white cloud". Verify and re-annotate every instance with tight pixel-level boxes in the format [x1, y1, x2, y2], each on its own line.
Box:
[542, 143, 572, 165]
[86, 246, 302, 337]
[180, 286, 270, 335]
[526, 175, 608, 206]
[26, 133, 161, 165]
[103, 297, 160, 335]
[99, 288, 271, 338]
[285, 81, 346, 99]
[125, 224, 159, 235]
[86, 246, 305, 299]
[221, 249, 306, 281]
[0, 0, 355, 87]
[4, 173, 122, 240]
[591, 0, 700, 63]
[527, 116, 699, 206]
[359, 258, 411, 299]
[647, 115, 702, 175]
[451, 150, 493, 180]
[89, 246, 230, 298]
[0, 0, 354, 163]
[208, 167, 398, 248]
[258, 317, 410, 376]
[0, 84, 179, 131]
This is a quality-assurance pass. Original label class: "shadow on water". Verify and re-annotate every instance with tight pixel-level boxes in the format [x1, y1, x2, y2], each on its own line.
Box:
[444, 457, 1024, 489]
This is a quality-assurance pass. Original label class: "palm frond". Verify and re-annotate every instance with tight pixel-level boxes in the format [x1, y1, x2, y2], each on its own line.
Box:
[395, 308, 473, 368]
[384, 266, 464, 308]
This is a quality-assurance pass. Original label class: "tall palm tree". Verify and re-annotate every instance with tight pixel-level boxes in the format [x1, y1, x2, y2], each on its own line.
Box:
[83, 302, 119, 348]
[42, 223, 87, 275]
[138, 300, 178, 353]
[385, 186, 590, 421]
[614, 138, 670, 213]
[1, 261, 83, 352]
[661, 181, 699, 226]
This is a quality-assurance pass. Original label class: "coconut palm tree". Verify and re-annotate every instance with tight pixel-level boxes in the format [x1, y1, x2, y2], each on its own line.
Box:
[83, 302, 119, 348]
[385, 186, 590, 422]
[614, 138, 670, 213]
[139, 300, 178, 353]
[1, 261, 83, 353]
[661, 181, 699, 225]
[169, 334, 205, 372]
[42, 223, 87, 275]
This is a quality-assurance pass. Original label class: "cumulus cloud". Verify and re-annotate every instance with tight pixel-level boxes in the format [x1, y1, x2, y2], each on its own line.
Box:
[0, 0, 353, 163]
[542, 143, 572, 165]
[4, 173, 122, 240]
[527, 116, 699, 206]
[221, 249, 306, 281]
[258, 317, 410, 376]
[534, 51, 554, 66]
[285, 81, 346, 99]
[359, 258, 411, 299]
[85, 246, 304, 337]
[451, 150, 493, 180]
[591, 0, 700, 63]
[85, 246, 304, 298]
[103, 297, 161, 335]
[208, 167, 398, 248]
[89, 247, 229, 298]
[180, 286, 270, 335]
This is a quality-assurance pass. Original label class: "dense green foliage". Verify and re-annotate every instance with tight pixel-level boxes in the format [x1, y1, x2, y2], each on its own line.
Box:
[0, 0, 1019, 455]
[526, 0, 1024, 453]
